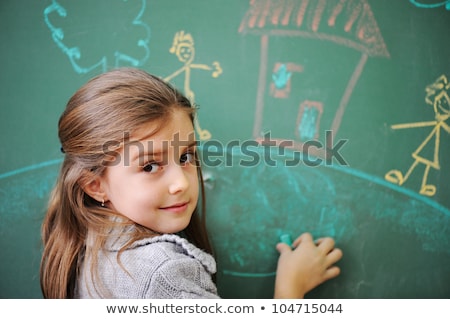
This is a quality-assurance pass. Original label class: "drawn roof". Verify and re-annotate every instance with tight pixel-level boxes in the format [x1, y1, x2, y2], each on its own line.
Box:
[239, 0, 389, 57]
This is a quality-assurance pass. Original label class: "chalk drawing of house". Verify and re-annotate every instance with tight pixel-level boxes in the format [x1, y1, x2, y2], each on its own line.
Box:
[239, 0, 390, 157]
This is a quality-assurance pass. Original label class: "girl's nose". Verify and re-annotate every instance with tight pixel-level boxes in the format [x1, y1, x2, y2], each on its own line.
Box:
[167, 165, 189, 194]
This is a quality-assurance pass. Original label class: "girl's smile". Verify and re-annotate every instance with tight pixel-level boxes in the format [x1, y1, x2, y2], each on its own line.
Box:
[160, 201, 190, 213]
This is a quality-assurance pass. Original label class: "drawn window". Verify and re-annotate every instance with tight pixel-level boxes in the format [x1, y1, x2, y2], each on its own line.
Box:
[295, 100, 323, 141]
[270, 62, 304, 99]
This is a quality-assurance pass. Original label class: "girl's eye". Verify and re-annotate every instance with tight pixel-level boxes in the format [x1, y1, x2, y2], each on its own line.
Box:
[180, 152, 195, 165]
[143, 162, 161, 174]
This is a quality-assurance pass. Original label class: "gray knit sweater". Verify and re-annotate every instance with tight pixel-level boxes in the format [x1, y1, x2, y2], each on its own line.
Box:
[75, 233, 219, 298]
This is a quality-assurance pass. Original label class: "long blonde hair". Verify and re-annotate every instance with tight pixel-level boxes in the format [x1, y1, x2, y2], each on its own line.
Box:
[40, 68, 212, 298]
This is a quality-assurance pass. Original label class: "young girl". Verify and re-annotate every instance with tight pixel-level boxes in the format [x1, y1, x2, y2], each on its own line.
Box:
[40, 67, 342, 299]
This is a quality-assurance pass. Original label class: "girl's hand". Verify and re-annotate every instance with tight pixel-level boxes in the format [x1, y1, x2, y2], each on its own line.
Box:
[274, 232, 343, 299]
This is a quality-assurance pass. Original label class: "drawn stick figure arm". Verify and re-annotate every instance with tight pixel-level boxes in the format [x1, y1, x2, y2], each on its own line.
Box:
[191, 62, 222, 77]
[190, 64, 212, 71]
[391, 121, 437, 130]
[164, 66, 187, 82]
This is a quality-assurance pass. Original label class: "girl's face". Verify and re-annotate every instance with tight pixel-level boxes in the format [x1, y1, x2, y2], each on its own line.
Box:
[100, 110, 199, 234]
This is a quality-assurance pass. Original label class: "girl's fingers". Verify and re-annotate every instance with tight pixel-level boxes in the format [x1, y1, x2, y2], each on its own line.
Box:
[315, 237, 325, 245]
[276, 242, 293, 254]
[292, 232, 314, 248]
[326, 248, 343, 265]
[316, 237, 336, 253]
[323, 266, 341, 281]
[291, 234, 342, 267]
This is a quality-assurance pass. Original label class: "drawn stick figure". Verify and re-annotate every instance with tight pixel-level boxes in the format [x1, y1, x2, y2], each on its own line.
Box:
[164, 31, 222, 140]
[385, 75, 450, 196]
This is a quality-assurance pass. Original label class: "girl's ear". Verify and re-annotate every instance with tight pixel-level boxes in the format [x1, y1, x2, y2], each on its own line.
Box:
[82, 175, 107, 203]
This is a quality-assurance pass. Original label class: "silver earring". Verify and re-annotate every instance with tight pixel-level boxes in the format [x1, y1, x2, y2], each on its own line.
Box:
[101, 199, 105, 207]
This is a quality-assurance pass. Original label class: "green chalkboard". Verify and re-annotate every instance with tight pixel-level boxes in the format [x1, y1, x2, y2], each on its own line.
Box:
[1, 0, 449, 298]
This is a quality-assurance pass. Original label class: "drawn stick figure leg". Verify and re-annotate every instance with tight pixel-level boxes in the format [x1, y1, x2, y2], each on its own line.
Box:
[419, 164, 436, 196]
[194, 116, 211, 140]
[385, 160, 419, 185]
[186, 91, 211, 140]
[385, 169, 404, 185]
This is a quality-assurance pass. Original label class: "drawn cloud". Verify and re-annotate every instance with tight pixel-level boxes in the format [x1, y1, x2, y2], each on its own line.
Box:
[44, 0, 150, 74]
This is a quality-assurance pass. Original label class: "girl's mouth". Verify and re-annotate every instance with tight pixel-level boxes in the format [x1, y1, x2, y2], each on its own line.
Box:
[160, 201, 189, 213]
